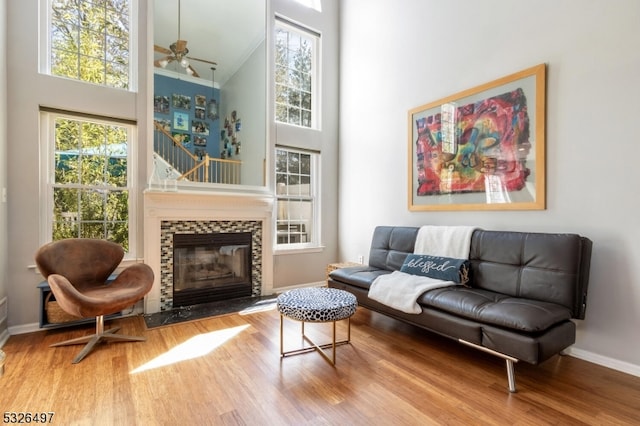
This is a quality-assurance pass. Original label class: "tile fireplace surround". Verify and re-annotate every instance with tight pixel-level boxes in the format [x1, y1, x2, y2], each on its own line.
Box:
[143, 190, 274, 314]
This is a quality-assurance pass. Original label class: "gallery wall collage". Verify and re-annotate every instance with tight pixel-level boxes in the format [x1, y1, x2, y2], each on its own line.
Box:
[153, 73, 243, 160]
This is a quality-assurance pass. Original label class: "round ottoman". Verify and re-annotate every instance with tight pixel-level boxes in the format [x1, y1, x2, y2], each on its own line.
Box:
[277, 287, 357, 365]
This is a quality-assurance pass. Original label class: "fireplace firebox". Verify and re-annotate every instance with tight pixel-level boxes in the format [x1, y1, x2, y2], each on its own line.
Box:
[173, 232, 252, 307]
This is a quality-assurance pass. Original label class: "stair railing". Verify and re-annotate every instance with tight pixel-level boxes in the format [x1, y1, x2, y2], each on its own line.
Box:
[153, 121, 241, 184]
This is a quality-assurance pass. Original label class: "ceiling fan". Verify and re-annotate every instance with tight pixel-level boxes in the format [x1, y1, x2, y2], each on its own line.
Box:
[153, 0, 217, 78]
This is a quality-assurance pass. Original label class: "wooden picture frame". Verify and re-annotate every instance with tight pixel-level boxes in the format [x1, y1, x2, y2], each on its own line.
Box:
[408, 64, 546, 211]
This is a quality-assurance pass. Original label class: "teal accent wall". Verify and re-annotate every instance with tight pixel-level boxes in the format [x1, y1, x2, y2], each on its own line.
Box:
[153, 73, 221, 158]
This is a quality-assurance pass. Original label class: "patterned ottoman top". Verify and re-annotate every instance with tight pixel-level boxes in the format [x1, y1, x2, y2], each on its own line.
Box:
[277, 287, 357, 322]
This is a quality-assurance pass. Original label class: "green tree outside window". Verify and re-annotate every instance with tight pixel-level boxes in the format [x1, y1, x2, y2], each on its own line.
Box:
[50, 0, 131, 89]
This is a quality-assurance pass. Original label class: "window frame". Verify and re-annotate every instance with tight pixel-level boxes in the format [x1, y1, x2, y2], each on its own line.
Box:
[39, 0, 138, 92]
[39, 110, 138, 257]
[274, 17, 321, 130]
[274, 147, 321, 251]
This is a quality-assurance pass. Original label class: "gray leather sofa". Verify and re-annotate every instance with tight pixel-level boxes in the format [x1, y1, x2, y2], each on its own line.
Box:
[328, 226, 592, 392]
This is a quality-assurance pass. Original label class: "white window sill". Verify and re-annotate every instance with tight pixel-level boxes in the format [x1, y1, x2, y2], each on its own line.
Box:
[274, 245, 325, 256]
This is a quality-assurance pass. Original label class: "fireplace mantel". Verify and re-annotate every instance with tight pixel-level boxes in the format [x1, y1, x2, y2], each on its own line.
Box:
[143, 190, 275, 314]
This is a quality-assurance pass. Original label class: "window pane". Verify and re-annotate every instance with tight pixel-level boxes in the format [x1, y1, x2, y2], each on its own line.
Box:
[51, 48, 79, 80]
[48, 113, 131, 249]
[107, 156, 127, 186]
[49, 0, 131, 89]
[287, 152, 300, 173]
[288, 107, 300, 125]
[51, 22, 79, 50]
[80, 29, 106, 54]
[80, 189, 105, 221]
[106, 190, 128, 221]
[300, 154, 310, 174]
[107, 221, 129, 250]
[275, 148, 316, 246]
[106, 61, 128, 89]
[288, 69, 301, 89]
[51, 4, 78, 27]
[287, 174, 300, 190]
[301, 72, 311, 92]
[276, 199, 312, 244]
[275, 104, 288, 123]
[275, 21, 316, 129]
[81, 222, 106, 239]
[53, 219, 79, 240]
[79, 56, 106, 84]
[276, 150, 287, 172]
[301, 110, 312, 128]
[301, 91, 311, 110]
[275, 83, 288, 104]
[106, 34, 129, 60]
[300, 175, 311, 197]
[53, 188, 79, 221]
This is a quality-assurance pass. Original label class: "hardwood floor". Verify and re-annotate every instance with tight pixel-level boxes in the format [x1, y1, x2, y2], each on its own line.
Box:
[1, 305, 639, 425]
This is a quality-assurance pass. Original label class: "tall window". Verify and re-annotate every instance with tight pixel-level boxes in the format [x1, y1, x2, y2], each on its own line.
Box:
[275, 19, 319, 129]
[44, 0, 134, 90]
[275, 148, 318, 247]
[41, 111, 135, 252]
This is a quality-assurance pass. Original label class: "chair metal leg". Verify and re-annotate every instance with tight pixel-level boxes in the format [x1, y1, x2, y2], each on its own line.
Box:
[50, 315, 146, 364]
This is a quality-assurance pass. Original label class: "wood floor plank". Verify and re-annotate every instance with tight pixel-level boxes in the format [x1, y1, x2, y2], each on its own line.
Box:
[1, 306, 639, 425]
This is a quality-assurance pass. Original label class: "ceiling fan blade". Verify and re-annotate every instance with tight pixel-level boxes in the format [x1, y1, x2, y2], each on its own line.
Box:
[154, 44, 172, 55]
[186, 56, 218, 66]
[187, 65, 200, 78]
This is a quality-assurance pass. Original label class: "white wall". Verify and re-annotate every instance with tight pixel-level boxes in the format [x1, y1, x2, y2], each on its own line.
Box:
[0, 0, 9, 345]
[339, 0, 640, 374]
[222, 39, 267, 187]
[271, 0, 341, 289]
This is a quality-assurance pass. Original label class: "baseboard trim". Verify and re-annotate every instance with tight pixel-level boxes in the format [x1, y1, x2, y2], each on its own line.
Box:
[270, 281, 326, 295]
[0, 328, 10, 347]
[7, 322, 41, 336]
[567, 347, 640, 378]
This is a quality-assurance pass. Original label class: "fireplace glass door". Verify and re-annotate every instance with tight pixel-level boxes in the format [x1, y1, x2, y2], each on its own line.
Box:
[173, 232, 252, 306]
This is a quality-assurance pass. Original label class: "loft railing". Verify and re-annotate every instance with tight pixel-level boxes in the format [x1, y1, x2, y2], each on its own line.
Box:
[153, 122, 241, 184]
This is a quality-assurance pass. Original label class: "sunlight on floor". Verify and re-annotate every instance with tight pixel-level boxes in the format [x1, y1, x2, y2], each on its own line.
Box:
[130, 324, 249, 374]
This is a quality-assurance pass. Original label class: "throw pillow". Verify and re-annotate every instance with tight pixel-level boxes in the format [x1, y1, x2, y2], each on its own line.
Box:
[400, 254, 470, 285]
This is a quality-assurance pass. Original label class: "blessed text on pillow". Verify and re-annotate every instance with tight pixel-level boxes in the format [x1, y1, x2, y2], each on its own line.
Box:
[400, 254, 470, 285]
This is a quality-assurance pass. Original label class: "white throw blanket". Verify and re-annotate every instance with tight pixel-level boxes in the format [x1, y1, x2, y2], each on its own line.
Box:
[414, 225, 477, 257]
[368, 226, 479, 314]
[369, 271, 455, 314]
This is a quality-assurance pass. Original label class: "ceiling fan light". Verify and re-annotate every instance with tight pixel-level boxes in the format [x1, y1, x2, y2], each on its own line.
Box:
[180, 57, 190, 68]
[186, 67, 194, 76]
[159, 59, 169, 68]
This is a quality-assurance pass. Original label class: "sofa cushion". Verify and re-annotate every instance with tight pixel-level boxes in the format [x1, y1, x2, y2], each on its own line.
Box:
[418, 286, 572, 332]
[329, 266, 390, 291]
[400, 254, 470, 284]
[469, 230, 592, 318]
[369, 226, 419, 271]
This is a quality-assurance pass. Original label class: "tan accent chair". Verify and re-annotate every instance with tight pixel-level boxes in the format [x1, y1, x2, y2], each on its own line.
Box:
[35, 238, 154, 363]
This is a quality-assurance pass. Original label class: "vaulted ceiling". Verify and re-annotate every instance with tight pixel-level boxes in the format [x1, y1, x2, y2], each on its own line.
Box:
[153, 0, 266, 85]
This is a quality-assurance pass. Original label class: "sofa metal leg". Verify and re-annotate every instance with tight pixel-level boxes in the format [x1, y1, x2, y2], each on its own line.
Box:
[459, 339, 519, 393]
[506, 359, 517, 393]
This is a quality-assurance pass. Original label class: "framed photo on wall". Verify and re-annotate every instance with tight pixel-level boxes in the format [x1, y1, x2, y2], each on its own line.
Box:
[154, 95, 169, 114]
[172, 94, 191, 110]
[408, 64, 546, 211]
[173, 111, 189, 131]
